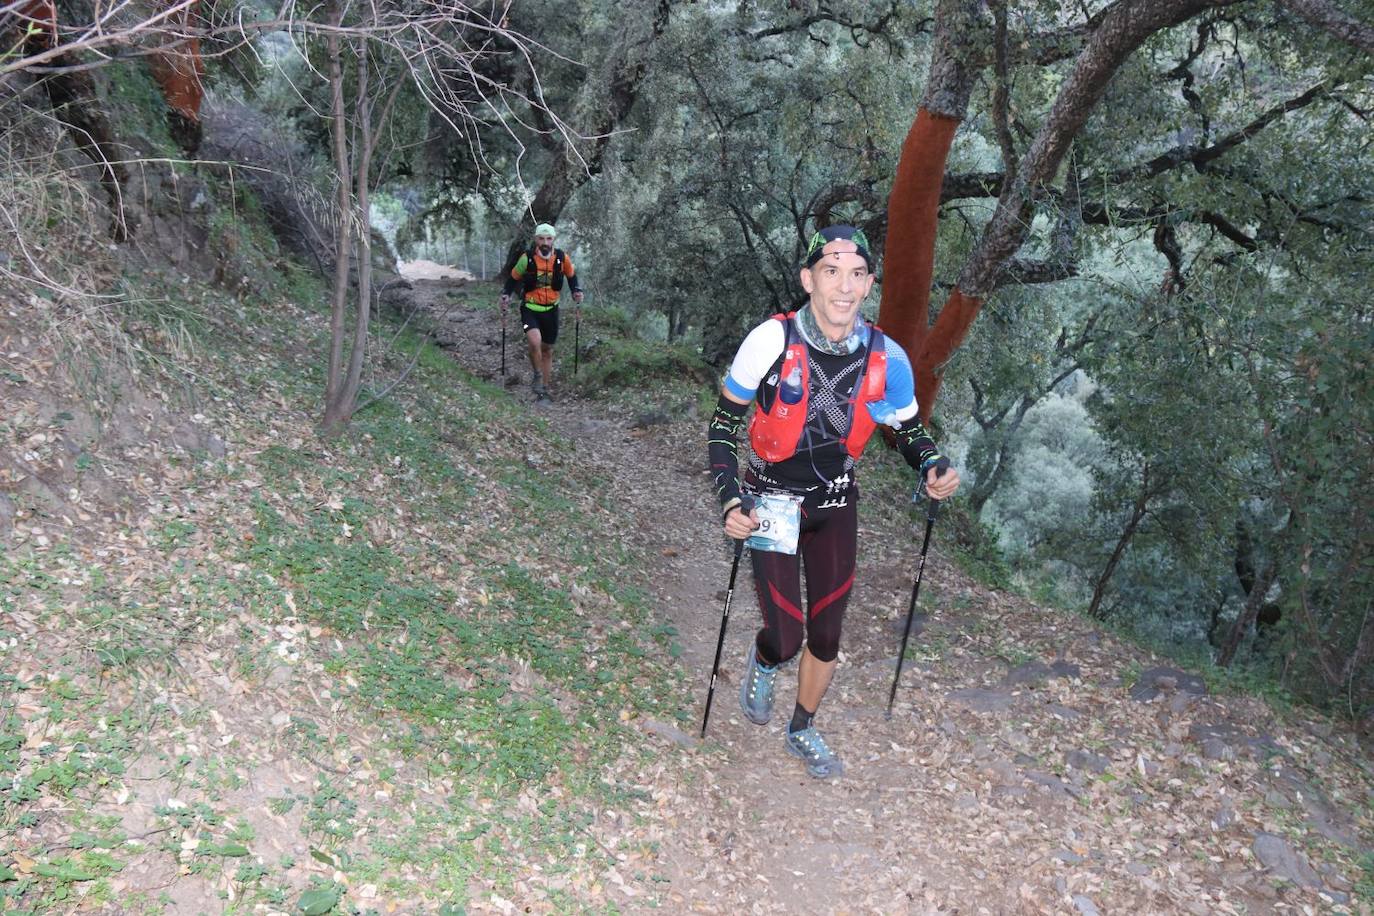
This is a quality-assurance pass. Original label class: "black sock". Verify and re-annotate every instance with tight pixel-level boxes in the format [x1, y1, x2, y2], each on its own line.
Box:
[789, 702, 814, 734]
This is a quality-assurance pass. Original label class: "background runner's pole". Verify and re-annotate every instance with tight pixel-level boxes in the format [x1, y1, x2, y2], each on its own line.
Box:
[886, 468, 948, 718]
[701, 537, 744, 738]
[500, 310, 506, 377]
[573, 311, 580, 377]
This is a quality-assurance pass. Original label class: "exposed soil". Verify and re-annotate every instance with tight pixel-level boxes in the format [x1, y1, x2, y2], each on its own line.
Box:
[397, 260, 476, 282]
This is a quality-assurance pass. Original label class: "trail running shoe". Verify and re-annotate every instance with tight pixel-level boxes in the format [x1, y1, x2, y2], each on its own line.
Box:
[785, 725, 844, 779]
[738, 644, 778, 725]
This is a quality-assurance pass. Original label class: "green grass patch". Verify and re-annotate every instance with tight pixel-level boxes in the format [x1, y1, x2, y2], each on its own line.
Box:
[576, 332, 715, 392]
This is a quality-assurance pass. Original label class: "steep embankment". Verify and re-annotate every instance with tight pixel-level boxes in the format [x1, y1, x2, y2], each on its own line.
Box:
[2, 268, 1372, 915]
[1, 273, 704, 913]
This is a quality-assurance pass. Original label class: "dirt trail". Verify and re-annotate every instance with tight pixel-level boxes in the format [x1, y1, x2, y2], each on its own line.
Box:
[417, 280, 1373, 915]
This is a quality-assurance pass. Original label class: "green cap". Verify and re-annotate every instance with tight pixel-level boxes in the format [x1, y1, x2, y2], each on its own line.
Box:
[534, 223, 557, 238]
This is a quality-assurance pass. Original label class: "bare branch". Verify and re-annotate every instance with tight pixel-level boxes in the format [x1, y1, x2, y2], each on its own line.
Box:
[748, 0, 913, 52]
[997, 256, 1079, 286]
[1106, 79, 1339, 184]
[0, 0, 201, 76]
[1278, 0, 1374, 55]
[1153, 217, 1186, 292]
[990, 0, 1017, 185]
[941, 171, 1005, 201]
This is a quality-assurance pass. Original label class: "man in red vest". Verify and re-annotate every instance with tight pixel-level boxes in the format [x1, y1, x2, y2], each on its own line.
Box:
[707, 225, 960, 778]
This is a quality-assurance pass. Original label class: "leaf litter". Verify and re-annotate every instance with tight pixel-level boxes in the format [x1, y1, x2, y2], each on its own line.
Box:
[0, 283, 1370, 913]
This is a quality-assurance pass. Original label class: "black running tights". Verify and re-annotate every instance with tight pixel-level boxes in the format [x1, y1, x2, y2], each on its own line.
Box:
[751, 497, 857, 666]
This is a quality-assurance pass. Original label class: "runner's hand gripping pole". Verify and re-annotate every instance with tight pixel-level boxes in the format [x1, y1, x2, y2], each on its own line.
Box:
[701, 495, 753, 738]
[886, 459, 950, 718]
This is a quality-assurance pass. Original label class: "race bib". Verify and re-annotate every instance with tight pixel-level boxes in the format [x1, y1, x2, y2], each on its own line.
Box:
[745, 492, 803, 555]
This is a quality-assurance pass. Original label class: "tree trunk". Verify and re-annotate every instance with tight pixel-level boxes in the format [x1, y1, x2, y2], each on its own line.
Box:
[673, 307, 689, 342]
[1206, 589, 1228, 648]
[503, 0, 673, 260]
[321, 17, 354, 434]
[876, 109, 962, 369]
[885, 0, 1244, 421]
[1278, 0, 1374, 55]
[1217, 559, 1277, 667]
[322, 46, 407, 434]
[339, 53, 376, 420]
[1088, 463, 1154, 620]
[965, 388, 1036, 513]
[877, 0, 987, 388]
[145, 0, 205, 155]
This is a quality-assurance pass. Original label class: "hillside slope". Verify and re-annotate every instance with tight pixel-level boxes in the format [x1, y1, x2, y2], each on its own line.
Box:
[2, 271, 1372, 915]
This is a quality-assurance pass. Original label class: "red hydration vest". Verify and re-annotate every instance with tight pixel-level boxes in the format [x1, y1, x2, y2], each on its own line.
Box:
[748, 312, 888, 463]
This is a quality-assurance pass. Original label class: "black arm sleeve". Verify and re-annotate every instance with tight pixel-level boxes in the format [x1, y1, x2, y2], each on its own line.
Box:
[894, 416, 943, 473]
[708, 394, 749, 516]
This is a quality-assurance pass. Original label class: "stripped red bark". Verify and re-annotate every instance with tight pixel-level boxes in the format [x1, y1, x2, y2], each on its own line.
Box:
[883, 0, 1249, 422]
[876, 0, 986, 418]
[145, 1, 205, 154]
[875, 109, 960, 374]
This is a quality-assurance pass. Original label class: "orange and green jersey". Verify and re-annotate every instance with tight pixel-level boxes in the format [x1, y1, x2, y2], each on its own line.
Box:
[507, 248, 578, 310]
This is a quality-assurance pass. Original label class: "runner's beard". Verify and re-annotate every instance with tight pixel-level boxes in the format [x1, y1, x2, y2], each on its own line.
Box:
[538, 245, 552, 256]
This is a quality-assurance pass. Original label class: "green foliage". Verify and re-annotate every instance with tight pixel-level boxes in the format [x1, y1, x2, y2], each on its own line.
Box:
[913, 6, 1374, 717]
[577, 333, 715, 392]
[1355, 851, 1374, 902]
[7, 6, 1373, 911]
[942, 505, 1014, 593]
[296, 880, 344, 915]
[102, 63, 180, 159]
[568, 1, 929, 363]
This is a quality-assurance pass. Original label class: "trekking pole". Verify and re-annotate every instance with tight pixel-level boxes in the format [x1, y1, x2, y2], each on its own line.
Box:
[886, 466, 948, 718]
[500, 308, 507, 377]
[573, 309, 580, 377]
[701, 497, 753, 738]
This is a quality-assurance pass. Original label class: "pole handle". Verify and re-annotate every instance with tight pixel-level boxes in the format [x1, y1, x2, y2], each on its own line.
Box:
[922, 459, 951, 522]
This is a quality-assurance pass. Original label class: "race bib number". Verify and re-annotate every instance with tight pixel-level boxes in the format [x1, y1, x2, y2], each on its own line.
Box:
[745, 493, 803, 555]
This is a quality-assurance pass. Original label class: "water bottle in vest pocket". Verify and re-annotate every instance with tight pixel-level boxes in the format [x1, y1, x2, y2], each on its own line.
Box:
[750, 347, 809, 461]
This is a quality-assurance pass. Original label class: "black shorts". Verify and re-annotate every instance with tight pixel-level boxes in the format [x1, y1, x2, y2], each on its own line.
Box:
[519, 304, 559, 345]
